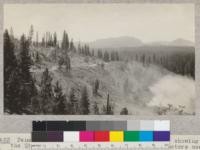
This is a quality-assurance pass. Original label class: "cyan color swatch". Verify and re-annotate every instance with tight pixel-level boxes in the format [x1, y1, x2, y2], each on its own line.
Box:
[139, 131, 153, 141]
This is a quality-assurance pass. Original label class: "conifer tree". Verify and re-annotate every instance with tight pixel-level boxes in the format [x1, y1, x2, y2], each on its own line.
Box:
[78, 42, 81, 54]
[6, 67, 22, 113]
[93, 102, 99, 115]
[42, 37, 45, 47]
[115, 51, 119, 61]
[80, 86, 90, 114]
[97, 49, 103, 59]
[18, 34, 37, 113]
[65, 53, 71, 72]
[28, 25, 34, 45]
[103, 51, 110, 62]
[93, 79, 100, 95]
[40, 68, 54, 114]
[91, 49, 94, 57]
[36, 32, 39, 47]
[69, 39, 75, 52]
[53, 81, 67, 114]
[69, 88, 78, 114]
[19, 35, 32, 81]
[102, 93, 113, 115]
[4, 30, 19, 113]
[53, 32, 57, 47]
[61, 30, 69, 52]
[120, 107, 128, 115]
[4, 30, 17, 82]
[35, 52, 40, 63]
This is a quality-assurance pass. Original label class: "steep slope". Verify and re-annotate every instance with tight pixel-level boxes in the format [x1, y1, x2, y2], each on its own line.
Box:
[31, 48, 195, 115]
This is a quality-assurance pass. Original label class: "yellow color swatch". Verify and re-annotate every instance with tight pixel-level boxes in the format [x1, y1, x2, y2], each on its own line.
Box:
[109, 131, 124, 142]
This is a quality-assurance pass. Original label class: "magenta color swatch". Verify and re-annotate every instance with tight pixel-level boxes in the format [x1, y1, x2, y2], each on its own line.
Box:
[79, 131, 94, 142]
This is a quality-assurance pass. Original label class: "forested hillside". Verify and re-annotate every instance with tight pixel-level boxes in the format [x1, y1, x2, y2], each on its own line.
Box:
[4, 26, 195, 115]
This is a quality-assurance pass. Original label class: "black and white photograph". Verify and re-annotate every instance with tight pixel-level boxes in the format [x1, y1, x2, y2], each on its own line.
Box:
[4, 4, 195, 115]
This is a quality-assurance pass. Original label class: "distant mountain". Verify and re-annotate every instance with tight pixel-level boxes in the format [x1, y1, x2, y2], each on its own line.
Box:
[170, 38, 194, 47]
[76, 37, 194, 49]
[88, 36, 143, 49]
[148, 38, 194, 47]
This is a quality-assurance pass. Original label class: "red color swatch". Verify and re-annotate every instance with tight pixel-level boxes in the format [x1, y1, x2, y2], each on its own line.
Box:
[94, 131, 109, 142]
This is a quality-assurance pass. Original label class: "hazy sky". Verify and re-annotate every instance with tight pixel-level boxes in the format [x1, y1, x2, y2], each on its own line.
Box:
[4, 4, 194, 43]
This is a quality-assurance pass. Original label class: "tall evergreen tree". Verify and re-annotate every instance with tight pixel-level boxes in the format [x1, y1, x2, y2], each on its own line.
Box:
[28, 25, 34, 45]
[97, 49, 103, 59]
[103, 51, 110, 62]
[78, 42, 81, 54]
[36, 32, 39, 47]
[53, 81, 67, 114]
[53, 32, 57, 47]
[111, 51, 115, 61]
[19, 35, 32, 81]
[4, 30, 17, 82]
[4, 30, 19, 113]
[61, 30, 69, 52]
[102, 93, 113, 115]
[40, 68, 54, 114]
[42, 37, 45, 47]
[69, 39, 75, 52]
[35, 52, 40, 63]
[93, 79, 100, 95]
[6, 67, 22, 113]
[65, 53, 71, 72]
[93, 102, 99, 115]
[80, 86, 90, 114]
[18, 35, 37, 113]
[69, 88, 78, 114]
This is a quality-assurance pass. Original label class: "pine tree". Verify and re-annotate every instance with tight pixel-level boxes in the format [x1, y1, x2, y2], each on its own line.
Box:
[103, 51, 110, 62]
[9, 27, 15, 43]
[115, 51, 119, 61]
[65, 53, 71, 72]
[4, 30, 20, 113]
[78, 42, 81, 54]
[42, 37, 45, 47]
[35, 52, 40, 63]
[5, 67, 22, 113]
[36, 32, 39, 47]
[28, 25, 34, 45]
[91, 49, 94, 57]
[53, 32, 57, 47]
[61, 30, 69, 52]
[111, 51, 115, 61]
[53, 81, 67, 114]
[58, 56, 64, 69]
[97, 49, 103, 59]
[93, 79, 100, 95]
[69, 39, 75, 52]
[69, 88, 78, 114]
[80, 86, 90, 114]
[102, 93, 114, 115]
[93, 102, 99, 115]
[18, 34, 37, 113]
[19, 35, 32, 81]
[40, 68, 54, 114]
[4, 30, 17, 83]
[120, 107, 128, 115]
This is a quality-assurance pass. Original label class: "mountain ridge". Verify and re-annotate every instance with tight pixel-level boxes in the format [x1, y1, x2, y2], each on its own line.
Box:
[77, 36, 194, 49]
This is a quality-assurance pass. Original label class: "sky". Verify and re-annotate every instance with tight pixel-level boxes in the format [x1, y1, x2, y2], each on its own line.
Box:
[4, 4, 194, 43]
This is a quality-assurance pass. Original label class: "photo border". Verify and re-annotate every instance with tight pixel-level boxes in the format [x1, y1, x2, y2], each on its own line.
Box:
[0, 0, 199, 134]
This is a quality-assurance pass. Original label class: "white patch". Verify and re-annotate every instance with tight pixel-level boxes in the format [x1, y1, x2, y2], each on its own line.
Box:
[148, 74, 195, 113]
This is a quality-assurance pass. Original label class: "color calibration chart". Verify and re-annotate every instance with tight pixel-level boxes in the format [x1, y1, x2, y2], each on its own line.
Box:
[30, 120, 170, 149]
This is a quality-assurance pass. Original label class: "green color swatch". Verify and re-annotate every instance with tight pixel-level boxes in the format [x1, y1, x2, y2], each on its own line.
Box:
[124, 131, 139, 142]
